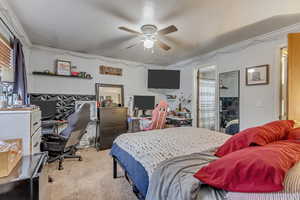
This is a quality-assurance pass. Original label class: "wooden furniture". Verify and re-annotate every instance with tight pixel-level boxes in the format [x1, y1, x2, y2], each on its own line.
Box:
[0, 139, 22, 178]
[97, 107, 128, 150]
[288, 33, 300, 121]
[0, 108, 42, 155]
[0, 152, 48, 200]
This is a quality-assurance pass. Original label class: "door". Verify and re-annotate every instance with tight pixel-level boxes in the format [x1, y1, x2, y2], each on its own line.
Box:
[197, 67, 217, 130]
[288, 33, 300, 121]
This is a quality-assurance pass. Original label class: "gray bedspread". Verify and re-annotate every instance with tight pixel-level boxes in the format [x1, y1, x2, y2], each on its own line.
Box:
[146, 151, 227, 200]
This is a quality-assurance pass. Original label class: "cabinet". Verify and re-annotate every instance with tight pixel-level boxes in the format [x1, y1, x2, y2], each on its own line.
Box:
[0, 109, 42, 155]
[97, 107, 128, 150]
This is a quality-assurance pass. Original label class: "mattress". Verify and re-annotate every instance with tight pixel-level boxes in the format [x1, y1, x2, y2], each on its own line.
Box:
[111, 127, 231, 197]
[111, 144, 149, 197]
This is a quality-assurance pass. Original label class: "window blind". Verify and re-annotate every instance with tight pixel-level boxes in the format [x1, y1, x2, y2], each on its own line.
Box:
[0, 34, 12, 69]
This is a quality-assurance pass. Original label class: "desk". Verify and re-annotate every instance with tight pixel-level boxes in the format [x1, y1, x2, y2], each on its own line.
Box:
[166, 116, 193, 127]
[41, 120, 68, 135]
[0, 153, 48, 200]
[127, 116, 193, 133]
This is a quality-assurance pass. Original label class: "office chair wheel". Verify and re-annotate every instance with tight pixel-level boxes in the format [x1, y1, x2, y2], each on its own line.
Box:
[58, 157, 64, 170]
[48, 176, 54, 183]
[78, 156, 83, 161]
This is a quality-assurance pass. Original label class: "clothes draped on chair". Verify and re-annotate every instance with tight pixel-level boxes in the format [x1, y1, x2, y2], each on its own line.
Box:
[140, 101, 168, 131]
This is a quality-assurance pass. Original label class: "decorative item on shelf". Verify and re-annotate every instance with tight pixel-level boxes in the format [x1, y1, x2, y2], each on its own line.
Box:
[56, 60, 71, 76]
[99, 65, 122, 76]
[71, 66, 79, 76]
[43, 70, 50, 74]
[79, 72, 86, 78]
[166, 95, 177, 101]
[85, 74, 92, 79]
[246, 65, 269, 86]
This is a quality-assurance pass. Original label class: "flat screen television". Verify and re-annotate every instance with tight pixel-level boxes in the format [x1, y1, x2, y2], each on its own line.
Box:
[133, 96, 155, 110]
[148, 70, 180, 89]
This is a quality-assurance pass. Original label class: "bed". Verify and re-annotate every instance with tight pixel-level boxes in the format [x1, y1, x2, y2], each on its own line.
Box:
[110, 127, 231, 199]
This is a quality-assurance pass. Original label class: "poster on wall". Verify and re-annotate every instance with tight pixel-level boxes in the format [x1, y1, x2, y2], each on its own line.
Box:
[99, 65, 122, 76]
[246, 65, 269, 86]
[56, 60, 71, 76]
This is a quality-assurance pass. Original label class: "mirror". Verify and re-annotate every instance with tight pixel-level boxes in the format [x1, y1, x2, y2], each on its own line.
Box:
[95, 84, 124, 107]
[219, 71, 240, 134]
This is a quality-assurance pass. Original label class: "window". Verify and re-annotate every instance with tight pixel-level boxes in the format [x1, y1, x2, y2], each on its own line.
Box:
[0, 34, 12, 69]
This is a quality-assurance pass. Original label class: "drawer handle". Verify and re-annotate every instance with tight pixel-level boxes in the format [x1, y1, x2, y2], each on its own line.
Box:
[33, 122, 39, 126]
[33, 142, 40, 148]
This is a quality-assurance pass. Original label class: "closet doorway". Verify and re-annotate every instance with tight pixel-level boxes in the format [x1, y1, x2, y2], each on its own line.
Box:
[196, 66, 217, 130]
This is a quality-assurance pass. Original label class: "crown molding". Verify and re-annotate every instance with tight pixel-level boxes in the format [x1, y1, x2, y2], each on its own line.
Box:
[31, 45, 164, 69]
[0, 0, 32, 46]
[171, 22, 300, 69]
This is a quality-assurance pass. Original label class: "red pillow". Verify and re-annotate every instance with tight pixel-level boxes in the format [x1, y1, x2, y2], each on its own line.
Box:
[215, 120, 294, 157]
[194, 140, 300, 193]
[287, 127, 300, 140]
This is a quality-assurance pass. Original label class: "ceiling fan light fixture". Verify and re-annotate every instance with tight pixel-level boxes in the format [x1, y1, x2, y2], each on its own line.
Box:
[144, 38, 154, 49]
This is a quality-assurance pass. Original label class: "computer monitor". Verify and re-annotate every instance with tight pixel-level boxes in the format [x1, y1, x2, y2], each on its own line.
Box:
[133, 96, 155, 110]
[31, 100, 57, 120]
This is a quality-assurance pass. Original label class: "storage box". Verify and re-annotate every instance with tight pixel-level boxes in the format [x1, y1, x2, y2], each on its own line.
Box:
[0, 139, 22, 178]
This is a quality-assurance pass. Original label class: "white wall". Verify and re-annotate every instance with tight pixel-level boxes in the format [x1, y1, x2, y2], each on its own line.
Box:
[28, 46, 165, 106]
[169, 24, 300, 130]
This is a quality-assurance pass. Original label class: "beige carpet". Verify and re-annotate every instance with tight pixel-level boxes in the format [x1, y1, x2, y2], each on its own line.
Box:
[47, 148, 137, 200]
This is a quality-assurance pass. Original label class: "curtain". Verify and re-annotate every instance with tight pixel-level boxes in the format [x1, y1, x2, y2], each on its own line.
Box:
[198, 79, 216, 130]
[13, 38, 28, 104]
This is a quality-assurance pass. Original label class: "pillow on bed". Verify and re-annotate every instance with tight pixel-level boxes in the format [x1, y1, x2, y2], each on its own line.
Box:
[194, 140, 300, 193]
[287, 127, 300, 140]
[215, 120, 295, 157]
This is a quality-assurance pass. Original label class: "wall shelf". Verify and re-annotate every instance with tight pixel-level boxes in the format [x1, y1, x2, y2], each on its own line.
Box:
[32, 71, 93, 80]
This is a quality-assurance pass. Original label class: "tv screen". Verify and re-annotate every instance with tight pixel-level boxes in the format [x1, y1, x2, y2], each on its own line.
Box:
[148, 70, 180, 89]
[133, 96, 155, 110]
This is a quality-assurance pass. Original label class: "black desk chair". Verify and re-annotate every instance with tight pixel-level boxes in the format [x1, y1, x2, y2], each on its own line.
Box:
[41, 103, 91, 170]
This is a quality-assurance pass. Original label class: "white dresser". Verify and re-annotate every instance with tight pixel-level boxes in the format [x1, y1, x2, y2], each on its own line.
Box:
[0, 108, 42, 155]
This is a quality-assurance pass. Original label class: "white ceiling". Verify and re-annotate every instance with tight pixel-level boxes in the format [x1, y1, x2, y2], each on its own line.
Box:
[7, 0, 300, 65]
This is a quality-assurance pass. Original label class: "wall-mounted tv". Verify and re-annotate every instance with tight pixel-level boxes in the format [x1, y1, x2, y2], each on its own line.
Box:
[148, 70, 180, 89]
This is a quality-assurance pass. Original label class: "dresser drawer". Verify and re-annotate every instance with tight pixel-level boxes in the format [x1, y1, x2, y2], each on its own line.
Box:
[31, 110, 41, 135]
[31, 128, 41, 154]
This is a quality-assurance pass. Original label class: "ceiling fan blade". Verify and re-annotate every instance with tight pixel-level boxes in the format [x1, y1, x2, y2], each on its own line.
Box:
[125, 42, 141, 49]
[157, 40, 171, 51]
[158, 25, 178, 35]
[118, 26, 142, 35]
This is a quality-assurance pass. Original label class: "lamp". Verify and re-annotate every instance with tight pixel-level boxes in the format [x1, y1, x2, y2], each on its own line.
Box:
[144, 39, 154, 49]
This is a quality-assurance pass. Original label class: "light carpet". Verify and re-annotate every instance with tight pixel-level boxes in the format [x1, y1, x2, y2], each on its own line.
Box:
[47, 148, 137, 200]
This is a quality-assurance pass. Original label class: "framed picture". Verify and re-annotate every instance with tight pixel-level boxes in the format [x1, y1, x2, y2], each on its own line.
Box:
[246, 65, 269, 86]
[56, 60, 71, 75]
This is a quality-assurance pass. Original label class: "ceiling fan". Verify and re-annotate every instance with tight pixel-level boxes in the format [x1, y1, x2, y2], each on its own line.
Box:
[118, 24, 178, 51]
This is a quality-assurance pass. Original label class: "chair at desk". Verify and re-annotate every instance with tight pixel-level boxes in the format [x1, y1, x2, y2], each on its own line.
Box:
[140, 101, 168, 131]
[41, 103, 90, 170]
